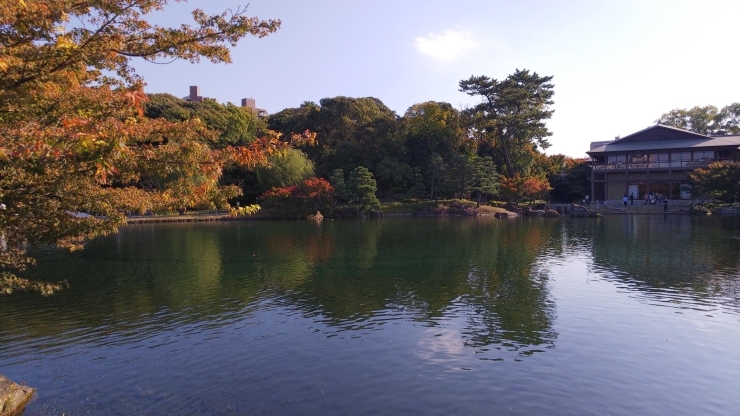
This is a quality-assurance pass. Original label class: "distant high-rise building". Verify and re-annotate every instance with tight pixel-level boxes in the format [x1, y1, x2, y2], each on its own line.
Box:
[241, 97, 268, 117]
[186, 85, 204, 102]
[181, 86, 265, 115]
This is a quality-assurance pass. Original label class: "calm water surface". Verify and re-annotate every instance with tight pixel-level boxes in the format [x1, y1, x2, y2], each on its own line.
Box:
[1, 216, 740, 415]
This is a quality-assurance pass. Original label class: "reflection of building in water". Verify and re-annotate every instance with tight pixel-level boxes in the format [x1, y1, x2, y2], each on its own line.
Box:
[589, 216, 740, 314]
[587, 124, 740, 203]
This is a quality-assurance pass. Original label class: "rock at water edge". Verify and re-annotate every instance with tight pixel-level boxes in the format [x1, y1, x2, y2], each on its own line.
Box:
[0, 375, 35, 416]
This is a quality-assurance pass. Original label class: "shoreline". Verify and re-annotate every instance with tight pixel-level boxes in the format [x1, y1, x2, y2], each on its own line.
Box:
[124, 210, 699, 224]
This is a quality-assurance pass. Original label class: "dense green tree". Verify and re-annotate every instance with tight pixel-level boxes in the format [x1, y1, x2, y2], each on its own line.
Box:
[375, 157, 412, 199]
[656, 103, 740, 135]
[446, 154, 473, 199]
[268, 96, 402, 176]
[546, 155, 591, 202]
[719, 103, 740, 134]
[347, 166, 381, 214]
[690, 161, 740, 202]
[145, 93, 267, 147]
[426, 153, 447, 200]
[406, 167, 427, 200]
[255, 149, 315, 191]
[402, 101, 468, 167]
[329, 169, 350, 202]
[459, 69, 555, 178]
[656, 105, 721, 135]
[470, 156, 500, 207]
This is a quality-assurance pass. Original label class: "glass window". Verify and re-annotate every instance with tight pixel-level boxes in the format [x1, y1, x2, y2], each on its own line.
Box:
[649, 153, 669, 168]
[693, 151, 715, 165]
[680, 183, 692, 199]
[717, 149, 733, 160]
[607, 154, 626, 169]
[670, 152, 692, 167]
[628, 153, 648, 168]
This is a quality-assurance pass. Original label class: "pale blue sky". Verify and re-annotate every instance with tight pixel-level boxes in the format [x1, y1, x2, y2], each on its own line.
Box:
[137, 0, 740, 157]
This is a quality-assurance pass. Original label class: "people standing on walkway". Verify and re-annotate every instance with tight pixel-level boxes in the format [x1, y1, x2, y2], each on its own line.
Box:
[623, 194, 628, 208]
[644, 193, 649, 205]
[663, 198, 668, 212]
[629, 192, 634, 205]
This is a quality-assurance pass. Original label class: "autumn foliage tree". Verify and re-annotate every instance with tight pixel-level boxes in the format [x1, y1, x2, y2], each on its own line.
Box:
[689, 161, 740, 202]
[499, 175, 551, 203]
[0, 0, 301, 294]
[258, 177, 335, 217]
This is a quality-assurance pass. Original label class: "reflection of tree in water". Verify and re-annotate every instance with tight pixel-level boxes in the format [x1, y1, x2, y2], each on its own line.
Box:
[1, 219, 561, 358]
[0, 224, 235, 343]
[587, 215, 740, 314]
[459, 220, 559, 355]
[282, 218, 559, 357]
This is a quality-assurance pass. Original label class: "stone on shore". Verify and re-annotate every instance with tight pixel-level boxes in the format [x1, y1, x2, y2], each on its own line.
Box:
[544, 209, 561, 218]
[504, 201, 521, 213]
[306, 211, 323, 221]
[569, 203, 601, 217]
[0, 375, 35, 416]
[527, 209, 545, 217]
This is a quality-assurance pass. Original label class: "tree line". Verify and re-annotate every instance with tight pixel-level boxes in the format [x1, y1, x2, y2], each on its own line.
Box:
[0, 0, 590, 294]
[142, 84, 591, 209]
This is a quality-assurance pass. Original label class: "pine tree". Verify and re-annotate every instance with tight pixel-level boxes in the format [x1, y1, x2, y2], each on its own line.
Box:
[406, 167, 427, 201]
[470, 156, 500, 207]
[348, 166, 381, 214]
[329, 169, 350, 202]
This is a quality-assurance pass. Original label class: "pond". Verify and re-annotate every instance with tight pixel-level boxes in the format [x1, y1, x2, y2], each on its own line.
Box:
[1, 216, 739, 415]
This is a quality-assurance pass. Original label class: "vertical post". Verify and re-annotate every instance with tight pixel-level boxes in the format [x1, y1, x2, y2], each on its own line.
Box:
[625, 155, 629, 195]
[668, 155, 672, 200]
[591, 165, 595, 203]
[646, 165, 650, 198]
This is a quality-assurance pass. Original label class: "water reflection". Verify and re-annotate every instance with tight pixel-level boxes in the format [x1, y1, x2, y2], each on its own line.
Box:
[582, 215, 740, 314]
[2, 217, 740, 415]
[2, 216, 738, 358]
[1, 219, 561, 361]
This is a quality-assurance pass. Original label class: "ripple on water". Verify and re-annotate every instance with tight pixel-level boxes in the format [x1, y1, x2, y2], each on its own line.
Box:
[1, 217, 739, 415]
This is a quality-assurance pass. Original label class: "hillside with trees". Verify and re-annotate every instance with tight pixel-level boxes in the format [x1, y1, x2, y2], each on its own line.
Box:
[0, 1, 596, 295]
[0, 0, 289, 294]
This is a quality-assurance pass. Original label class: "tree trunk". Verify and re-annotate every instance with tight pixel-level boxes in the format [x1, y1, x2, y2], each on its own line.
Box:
[500, 140, 515, 178]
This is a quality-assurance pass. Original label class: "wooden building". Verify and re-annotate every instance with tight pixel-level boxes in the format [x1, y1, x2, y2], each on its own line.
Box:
[587, 124, 740, 202]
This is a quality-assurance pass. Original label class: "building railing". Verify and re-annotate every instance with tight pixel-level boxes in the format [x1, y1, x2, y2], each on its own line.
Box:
[591, 158, 732, 171]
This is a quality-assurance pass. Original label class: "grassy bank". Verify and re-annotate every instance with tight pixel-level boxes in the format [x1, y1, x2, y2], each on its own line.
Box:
[381, 199, 510, 216]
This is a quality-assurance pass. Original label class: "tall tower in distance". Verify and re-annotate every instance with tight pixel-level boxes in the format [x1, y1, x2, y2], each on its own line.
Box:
[186, 86, 204, 102]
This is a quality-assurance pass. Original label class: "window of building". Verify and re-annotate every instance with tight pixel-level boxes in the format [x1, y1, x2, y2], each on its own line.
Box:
[693, 151, 715, 165]
[717, 149, 734, 161]
[649, 153, 670, 168]
[670, 152, 692, 167]
[680, 183, 692, 199]
[628, 153, 648, 168]
[607, 154, 626, 169]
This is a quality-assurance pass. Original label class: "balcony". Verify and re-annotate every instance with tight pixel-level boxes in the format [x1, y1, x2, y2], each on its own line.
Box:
[591, 159, 730, 171]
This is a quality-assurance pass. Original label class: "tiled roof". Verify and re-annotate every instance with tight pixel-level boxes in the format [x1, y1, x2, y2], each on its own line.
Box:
[587, 124, 740, 155]
[588, 136, 740, 154]
[613, 124, 711, 143]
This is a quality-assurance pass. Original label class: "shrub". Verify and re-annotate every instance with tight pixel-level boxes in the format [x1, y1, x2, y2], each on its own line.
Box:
[258, 177, 334, 217]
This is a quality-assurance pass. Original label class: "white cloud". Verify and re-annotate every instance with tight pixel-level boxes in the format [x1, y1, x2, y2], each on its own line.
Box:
[413, 29, 478, 62]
